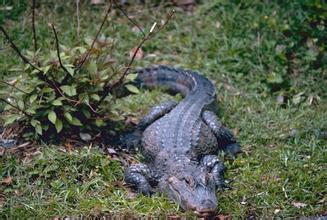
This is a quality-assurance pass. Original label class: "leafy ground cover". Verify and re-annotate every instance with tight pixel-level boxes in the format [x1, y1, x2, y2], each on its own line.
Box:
[1, 0, 326, 218]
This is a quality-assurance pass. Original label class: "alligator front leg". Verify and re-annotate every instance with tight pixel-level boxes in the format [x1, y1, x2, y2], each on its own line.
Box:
[124, 163, 157, 195]
[202, 110, 242, 159]
[202, 155, 228, 189]
[120, 100, 177, 150]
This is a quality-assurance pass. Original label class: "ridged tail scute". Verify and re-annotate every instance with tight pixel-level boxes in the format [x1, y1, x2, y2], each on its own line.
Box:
[135, 66, 196, 97]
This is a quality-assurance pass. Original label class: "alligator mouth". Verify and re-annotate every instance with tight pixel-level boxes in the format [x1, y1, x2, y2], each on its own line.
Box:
[193, 209, 217, 217]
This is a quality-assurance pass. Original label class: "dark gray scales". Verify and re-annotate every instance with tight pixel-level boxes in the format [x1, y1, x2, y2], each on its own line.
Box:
[122, 65, 241, 216]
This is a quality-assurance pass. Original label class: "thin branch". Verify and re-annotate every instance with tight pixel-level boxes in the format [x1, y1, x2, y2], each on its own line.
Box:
[0, 98, 31, 117]
[0, 80, 28, 94]
[0, 25, 70, 99]
[75, 1, 113, 72]
[32, 0, 37, 51]
[51, 24, 70, 76]
[113, 0, 145, 36]
[95, 10, 175, 108]
[0, 25, 43, 72]
[0, 26, 97, 114]
[76, 0, 80, 38]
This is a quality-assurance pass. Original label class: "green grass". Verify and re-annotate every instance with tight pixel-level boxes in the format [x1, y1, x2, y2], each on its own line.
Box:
[1, 0, 326, 218]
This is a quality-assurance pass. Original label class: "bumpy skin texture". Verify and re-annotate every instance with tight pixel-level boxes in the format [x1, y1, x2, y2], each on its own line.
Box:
[124, 66, 241, 216]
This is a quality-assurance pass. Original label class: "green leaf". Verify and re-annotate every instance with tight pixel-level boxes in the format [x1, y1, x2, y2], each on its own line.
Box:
[55, 119, 63, 133]
[35, 124, 43, 135]
[17, 100, 25, 109]
[65, 66, 74, 76]
[125, 84, 140, 94]
[48, 111, 57, 125]
[95, 119, 105, 127]
[4, 115, 19, 126]
[52, 99, 63, 106]
[126, 73, 138, 81]
[82, 109, 91, 118]
[91, 94, 100, 101]
[75, 46, 87, 53]
[70, 117, 82, 126]
[42, 124, 49, 131]
[42, 87, 54, 93]
[26, 108, 36, 114]
[42, 65, 51, 73]
[87, 61, 97, 74]
[30, 119, 40, 127]
[29, 94, 38, 103]
[64, 112, 73, 122]
[31, 69, 40, 74]
[60, 85, 77, 97]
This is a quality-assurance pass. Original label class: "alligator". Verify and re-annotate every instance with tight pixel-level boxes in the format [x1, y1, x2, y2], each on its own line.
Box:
[122, 65, 241, 216]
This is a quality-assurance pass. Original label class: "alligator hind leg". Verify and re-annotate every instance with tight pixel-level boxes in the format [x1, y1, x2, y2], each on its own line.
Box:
[202, 110, 242, 159]
[202, 155, 229, 189]
[124, 163, 156, 195]
[120, 100, 177, 150]
[137, 100, 177, 130]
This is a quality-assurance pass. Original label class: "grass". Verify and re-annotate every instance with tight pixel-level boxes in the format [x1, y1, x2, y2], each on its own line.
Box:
[1, 0, 326, 218]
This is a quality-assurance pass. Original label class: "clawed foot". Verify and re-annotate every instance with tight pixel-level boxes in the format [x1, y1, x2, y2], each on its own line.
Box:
[224, 143, 242, 160]
[124, 163, 155, 195]
[202, 155, 230, 190]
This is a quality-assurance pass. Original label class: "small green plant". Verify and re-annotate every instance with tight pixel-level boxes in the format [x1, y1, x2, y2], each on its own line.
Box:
[0, 2, 173, 140]
[2, 37, 121, 139]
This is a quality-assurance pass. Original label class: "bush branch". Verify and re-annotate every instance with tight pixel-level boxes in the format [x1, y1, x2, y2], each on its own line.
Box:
[0, 80, 28, 94]
[95, 10, 175, 108]
[51, 24, 71, 77]
[75, 1, 113, 72]
[113, 0, 145, 36]
[0, 25, 43, 72]
[0, 25, 77, 105]
[32, 0, 37, 51]
[0, 98, 31, 117]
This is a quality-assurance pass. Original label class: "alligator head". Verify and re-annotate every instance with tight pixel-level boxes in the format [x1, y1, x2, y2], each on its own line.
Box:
[159, 164, 217, 217]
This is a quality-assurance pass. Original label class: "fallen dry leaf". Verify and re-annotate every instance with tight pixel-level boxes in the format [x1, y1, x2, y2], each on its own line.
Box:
[90, 0, 104, 5]
[274, 209, 281, 214]
[0, 194, 5, 208]
[292, 201, 307, 208]
[0, 147, 4, 156]
[129, 47, 144, 60]
[126, 191, 137, 200]
[216, 21, 221, 29]
[1, 176, 12, 185]
[125, 116, 139, 125]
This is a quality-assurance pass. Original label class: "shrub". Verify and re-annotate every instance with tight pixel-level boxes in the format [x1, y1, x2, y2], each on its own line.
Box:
[0, 2, 172, 141]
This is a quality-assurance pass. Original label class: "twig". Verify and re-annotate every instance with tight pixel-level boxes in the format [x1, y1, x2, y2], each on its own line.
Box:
[51, 24, 70, 76]
[0, 25, 70, 99]
[76, 0, 80, 38]
[95, 10, 175, 108]
[75, 1, 113, 71]
[0, 25, 43, 72]
[32, 0, 37, 51]
[0, 80, 28, 94]
[0, 98, 31, 117]
[113, 0, 145, 36]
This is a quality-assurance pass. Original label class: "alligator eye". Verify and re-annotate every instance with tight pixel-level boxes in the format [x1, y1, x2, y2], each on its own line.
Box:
[184, 177, 194, 186]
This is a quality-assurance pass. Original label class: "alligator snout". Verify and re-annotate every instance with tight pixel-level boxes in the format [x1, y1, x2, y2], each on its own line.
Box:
[193, 199, 217, 217]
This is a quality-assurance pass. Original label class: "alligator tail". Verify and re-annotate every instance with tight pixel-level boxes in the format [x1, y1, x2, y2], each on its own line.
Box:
[135, 65, 196, 97]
